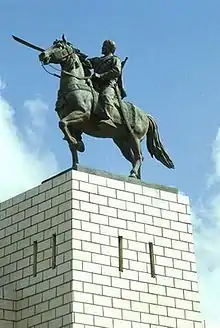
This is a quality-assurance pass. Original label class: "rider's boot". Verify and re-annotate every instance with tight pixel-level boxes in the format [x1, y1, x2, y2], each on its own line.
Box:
[98, 104, 117, 128]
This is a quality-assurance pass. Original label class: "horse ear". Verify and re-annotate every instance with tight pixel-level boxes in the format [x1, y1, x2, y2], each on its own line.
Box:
[62, 34, 67, 43]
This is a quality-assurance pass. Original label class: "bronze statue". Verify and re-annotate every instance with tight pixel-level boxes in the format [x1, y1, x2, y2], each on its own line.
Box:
[12, 34, 174, 179]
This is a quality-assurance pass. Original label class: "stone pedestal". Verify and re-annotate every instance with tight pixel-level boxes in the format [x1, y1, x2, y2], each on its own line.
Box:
[0, 167, 203, 327]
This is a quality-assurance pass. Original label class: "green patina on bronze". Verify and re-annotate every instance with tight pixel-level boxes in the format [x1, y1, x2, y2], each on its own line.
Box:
[13, 34, 174, 180]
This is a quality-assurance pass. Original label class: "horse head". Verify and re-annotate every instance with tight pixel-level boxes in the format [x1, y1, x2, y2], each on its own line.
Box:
[39, 34, 78, 67]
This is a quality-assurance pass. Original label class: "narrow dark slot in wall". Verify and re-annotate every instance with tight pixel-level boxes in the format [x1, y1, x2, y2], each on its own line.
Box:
[52, 234, 56, 269]
[33, 241, 37, 277]
[118, 236, 123, 272]
[149, 242, 156, 278]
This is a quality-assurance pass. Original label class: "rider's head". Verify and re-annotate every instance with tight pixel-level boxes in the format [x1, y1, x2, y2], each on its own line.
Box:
[102, 40, 116, 55]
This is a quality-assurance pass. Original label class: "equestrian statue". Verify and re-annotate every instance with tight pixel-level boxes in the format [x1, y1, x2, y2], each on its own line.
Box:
[12, 34, 174, 179]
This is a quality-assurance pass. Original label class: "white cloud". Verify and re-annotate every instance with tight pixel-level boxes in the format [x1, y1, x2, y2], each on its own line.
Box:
[24, 98, 48, 129]
[193, 128, 220, 328]
[0, 76, 58, 202]
[0, 77, 6, 90]
[206, 128, 220, 187]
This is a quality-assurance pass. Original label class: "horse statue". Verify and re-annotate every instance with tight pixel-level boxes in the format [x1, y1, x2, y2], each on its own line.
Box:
[38, 35, 174, 178]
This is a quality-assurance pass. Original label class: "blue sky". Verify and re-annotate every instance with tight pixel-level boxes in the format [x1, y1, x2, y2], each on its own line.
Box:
[1, 1, 220, 326]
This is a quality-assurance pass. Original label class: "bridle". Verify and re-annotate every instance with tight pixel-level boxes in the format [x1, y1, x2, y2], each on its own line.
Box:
[42, 40, 96, 114]
[41, 42, 92, 81]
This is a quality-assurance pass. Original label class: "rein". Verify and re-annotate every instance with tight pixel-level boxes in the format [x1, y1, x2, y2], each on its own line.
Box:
[41, 64, 61, 79]
[41, 63, 92, 80]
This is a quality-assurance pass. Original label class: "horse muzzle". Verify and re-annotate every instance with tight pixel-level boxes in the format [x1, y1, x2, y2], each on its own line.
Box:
[39, 52, 50, 65]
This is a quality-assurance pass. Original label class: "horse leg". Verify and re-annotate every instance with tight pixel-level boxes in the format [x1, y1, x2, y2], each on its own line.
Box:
[59, 110, 87, 148]
[65, 111, 87, 152]
[69, 128, 85, 153]
[68, 140, 79, 169]
[63, 130, 85, 153]
[137, 149, 144, 179]
[113, 137, 144, 179]
[128, 136, 143, 179]
[59, 119, 77, 145]
[113, 138, 135, 168]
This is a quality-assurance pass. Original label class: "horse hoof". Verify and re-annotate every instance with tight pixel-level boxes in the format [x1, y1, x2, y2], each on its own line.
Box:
[129, 172, 137, 178]
[76, 141, 85, 153]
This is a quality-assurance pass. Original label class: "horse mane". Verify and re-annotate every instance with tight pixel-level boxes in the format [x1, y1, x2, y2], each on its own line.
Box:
[66, 42, 91, 76]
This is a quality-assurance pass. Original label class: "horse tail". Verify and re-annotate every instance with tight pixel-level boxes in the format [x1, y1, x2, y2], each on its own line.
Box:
[146, 115, 175, 169]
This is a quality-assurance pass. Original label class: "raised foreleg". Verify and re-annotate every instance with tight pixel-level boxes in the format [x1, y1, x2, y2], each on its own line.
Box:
[59, 110, 87, 150]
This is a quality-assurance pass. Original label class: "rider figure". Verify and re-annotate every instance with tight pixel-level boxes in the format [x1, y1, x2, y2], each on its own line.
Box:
[85, 40, 126, 121]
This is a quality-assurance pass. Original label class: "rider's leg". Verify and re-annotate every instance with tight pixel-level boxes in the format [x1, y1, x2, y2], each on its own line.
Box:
[97, 86, 114, 120]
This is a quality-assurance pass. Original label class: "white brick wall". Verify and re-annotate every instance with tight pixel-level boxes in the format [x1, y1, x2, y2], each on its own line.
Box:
[0, 287, 16, 328]
[0, 168, 203, 327]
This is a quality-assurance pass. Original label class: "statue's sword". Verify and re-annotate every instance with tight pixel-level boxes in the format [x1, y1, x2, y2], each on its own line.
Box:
[12, 35, 45, 52]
